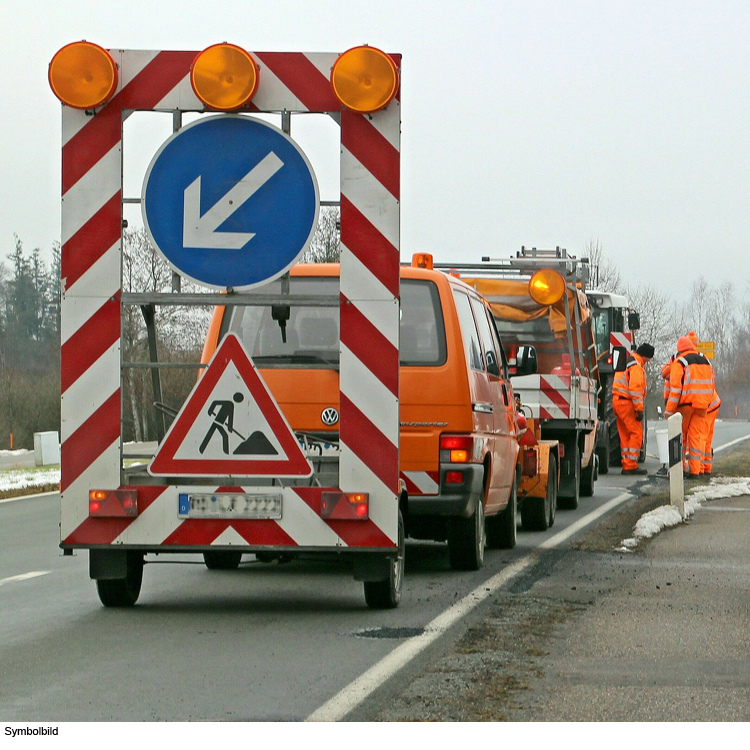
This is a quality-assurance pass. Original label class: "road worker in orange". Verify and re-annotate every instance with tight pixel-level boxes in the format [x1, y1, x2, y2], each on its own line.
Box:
[664, 336, 715, 478]
[700, 386, 721, 475]
[613, 342, 654, 475]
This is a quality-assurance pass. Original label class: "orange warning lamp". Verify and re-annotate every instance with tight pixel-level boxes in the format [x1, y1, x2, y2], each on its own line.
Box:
[48, 41, 118, 109]
[330, 46, 398, 113]
[411, 253, 433, 269]
[190, 43, 260, 110]
[528, 268, 566, 306]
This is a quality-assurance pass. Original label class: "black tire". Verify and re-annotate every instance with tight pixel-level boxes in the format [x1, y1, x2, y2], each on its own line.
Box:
[448, 495, 486, 569]
[596, 423, 610, 475]
[521, 494, 547, 532]
[580, 451, 596, 497]
[203, 550, 243, 570]
[96, 552, 144, 607]
[557, 445, 580, 510]
[547, 454, 558, 528]
[603, 378, 621, 467]
[486, 474, 517, 549]
[364, 512, 404, 609]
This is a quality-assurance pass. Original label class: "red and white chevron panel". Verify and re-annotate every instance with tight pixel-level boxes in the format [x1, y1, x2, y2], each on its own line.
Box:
[511, 375, 598, 422]
[60, 49, 400, 551]
[400, 471, 440, 496]
[610, 331, 632, 351]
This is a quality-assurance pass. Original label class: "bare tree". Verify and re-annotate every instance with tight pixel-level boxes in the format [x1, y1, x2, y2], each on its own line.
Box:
[301, 206, 340, 262]
[584, 237, 622, 292]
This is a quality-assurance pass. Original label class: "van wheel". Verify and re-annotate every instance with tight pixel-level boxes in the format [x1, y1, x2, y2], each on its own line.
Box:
[96, 552, 143, 607]
[486, 475, 517, 549]
[364, 512, 404, 609]
[558, 445, 580, 510]
[203, 551, 243, 570]
[580, 452, 596, 497]
[448, 498, 485, 570]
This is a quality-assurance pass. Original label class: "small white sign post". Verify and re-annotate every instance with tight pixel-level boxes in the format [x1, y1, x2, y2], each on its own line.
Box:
[667, 412, 685, 517]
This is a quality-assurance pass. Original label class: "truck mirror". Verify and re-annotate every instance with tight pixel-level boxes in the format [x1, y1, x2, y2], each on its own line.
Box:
[514, 345, 538, 376]
[628, 311, 640, 331]
[612, 346, 628, 371]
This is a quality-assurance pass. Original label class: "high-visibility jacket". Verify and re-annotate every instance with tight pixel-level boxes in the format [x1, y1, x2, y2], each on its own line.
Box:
[613, 351, 647, 413]
[666, 350, 715, 412]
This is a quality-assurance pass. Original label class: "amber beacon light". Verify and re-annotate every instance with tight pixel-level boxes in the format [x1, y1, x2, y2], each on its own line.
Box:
[48, 41, 118, 109]
[528, 268, 566, 306]
[191, 43, 260, 110]
[331, 46, 398, 113]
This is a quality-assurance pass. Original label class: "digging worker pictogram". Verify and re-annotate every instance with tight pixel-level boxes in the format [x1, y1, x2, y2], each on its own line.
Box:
[613, 342, 654, 475]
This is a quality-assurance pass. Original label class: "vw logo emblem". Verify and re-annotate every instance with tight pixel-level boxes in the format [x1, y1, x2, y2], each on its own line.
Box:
[321, 407, 339, 426]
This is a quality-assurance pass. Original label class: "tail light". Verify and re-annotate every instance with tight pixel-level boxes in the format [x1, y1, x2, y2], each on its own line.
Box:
[321, 491, 369, 520]
[440, 434, 482, 463]
[89, 489, 138, 517]
[521, 448, 538, 477]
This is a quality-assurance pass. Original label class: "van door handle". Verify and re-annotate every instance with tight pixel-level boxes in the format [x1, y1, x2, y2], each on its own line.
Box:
[472, 402, 493, 413]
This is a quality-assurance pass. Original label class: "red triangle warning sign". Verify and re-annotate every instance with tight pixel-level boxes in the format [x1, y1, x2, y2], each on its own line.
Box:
[149, 334, 312, 478]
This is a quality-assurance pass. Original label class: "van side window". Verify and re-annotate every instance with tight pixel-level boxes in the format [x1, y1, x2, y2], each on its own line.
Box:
[453, 291, 484, 372]
[470, 296, 502, 378]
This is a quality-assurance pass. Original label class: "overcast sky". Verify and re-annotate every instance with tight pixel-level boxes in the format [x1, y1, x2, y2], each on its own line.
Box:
[1, 0, 748, 298]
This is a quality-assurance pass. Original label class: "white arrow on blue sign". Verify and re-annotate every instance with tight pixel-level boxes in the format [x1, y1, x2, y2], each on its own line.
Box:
[142, 115, 320, 290]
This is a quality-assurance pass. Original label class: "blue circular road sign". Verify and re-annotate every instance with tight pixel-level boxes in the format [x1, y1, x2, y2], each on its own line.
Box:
[142, 115, 319, 290]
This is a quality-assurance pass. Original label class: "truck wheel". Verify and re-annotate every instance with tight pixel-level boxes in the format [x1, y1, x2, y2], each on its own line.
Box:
[203, 551, 243, 570]
[580, 452, 596, 497]
[547, 454, 558, 528]
[557, 445, 580, 510]
[364, 512, 404, 609]
[486, 474, 517, 549]
[448, 496, 486, 569]
[96, 552, 143, 607]
[596, 423, 610, 475]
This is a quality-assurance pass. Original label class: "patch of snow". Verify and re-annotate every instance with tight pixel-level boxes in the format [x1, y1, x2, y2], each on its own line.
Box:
[0, 467, 60, 492]
[618, 478, 750, 551]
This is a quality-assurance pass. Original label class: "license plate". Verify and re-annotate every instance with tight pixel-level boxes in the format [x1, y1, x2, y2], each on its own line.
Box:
[178, 492, 282, 520]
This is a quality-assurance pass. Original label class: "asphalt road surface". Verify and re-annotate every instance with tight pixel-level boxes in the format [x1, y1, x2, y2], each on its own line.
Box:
[1, 421, 748, 721]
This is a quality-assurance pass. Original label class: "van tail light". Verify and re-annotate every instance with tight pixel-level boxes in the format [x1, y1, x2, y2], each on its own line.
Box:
[440, 434, 482, 463]
[89, 489, 138, 517]
[321, 491, 369, 520]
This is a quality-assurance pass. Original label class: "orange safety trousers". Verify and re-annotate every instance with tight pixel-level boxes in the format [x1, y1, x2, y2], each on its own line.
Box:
[701, 408, 719, 474]
[614, 397, 643, 470]
[678, 405, 708, 475]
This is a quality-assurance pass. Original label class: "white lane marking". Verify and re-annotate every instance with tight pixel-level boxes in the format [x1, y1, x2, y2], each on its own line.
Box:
[307, 491, 634, 722]
[0, 571, 50, 587]
[0, 491, 58, 505]
[713, 433, 750, 453]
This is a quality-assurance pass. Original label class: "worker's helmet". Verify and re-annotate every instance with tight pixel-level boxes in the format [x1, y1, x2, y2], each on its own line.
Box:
[677, 336, 694, 353]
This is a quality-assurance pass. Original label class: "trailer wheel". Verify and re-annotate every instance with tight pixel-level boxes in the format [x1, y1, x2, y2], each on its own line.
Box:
[486, 473, 517, 549]
[448, 494, 487, 569]
[203, 551, 243, 570]
[96, 552, 143, 607]
[364, 512, 404, 609]
[557, 445, 580, 510]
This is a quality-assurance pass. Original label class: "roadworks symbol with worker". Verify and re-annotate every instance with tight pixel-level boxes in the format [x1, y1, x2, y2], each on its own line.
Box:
[172, 361, 288, 462]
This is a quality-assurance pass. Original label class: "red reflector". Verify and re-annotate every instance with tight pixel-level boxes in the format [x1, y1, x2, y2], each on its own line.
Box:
[445, 471, 463, 484]
[321, 491, 369, 520]
[606, 356, 613, 365]
[522, 448, 538, 477]
[88, 489, 138, 518]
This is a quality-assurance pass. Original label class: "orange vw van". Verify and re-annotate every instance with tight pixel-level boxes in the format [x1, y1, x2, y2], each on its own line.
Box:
[201, 257, 533, 570]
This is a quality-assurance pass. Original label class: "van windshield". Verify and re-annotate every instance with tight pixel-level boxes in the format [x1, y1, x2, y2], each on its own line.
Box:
[224, 276, 447, 367]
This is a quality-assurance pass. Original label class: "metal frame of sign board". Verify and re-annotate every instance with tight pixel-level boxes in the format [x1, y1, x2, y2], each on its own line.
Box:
[59, 49, 400, 553]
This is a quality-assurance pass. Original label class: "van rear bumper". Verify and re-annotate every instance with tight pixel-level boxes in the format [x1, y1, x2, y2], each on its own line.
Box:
[406, 464, 484, 518]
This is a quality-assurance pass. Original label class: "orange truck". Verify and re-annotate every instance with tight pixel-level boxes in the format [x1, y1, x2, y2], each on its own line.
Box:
[444, 247, 601, 510]
[201, 255, 558, 570]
